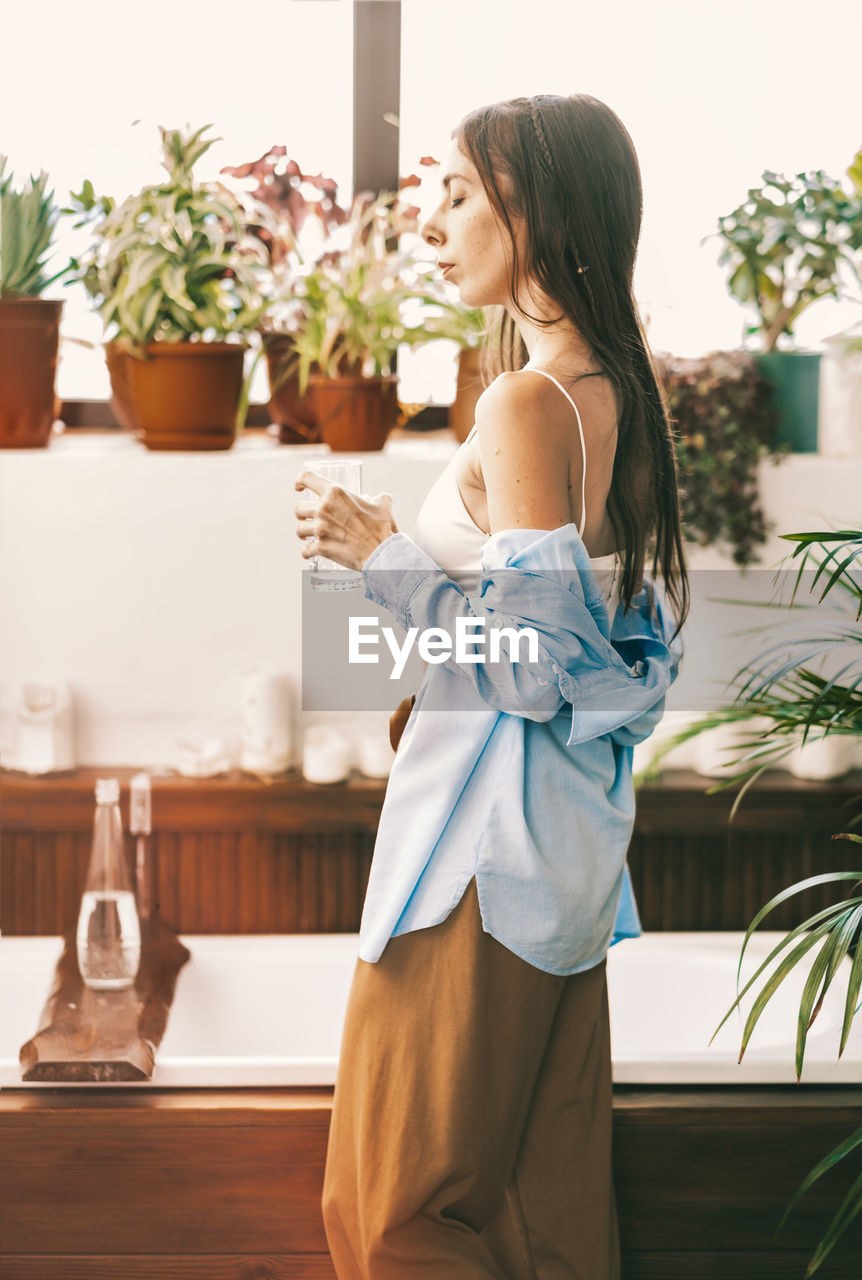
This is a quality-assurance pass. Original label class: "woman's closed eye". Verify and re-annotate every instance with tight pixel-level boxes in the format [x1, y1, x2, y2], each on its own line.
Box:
[450, 197, 465, 208]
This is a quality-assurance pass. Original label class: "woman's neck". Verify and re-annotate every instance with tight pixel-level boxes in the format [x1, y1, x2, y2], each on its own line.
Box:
[507, 297, 598, 376]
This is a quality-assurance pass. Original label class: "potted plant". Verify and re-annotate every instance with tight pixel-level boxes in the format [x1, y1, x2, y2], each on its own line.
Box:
[643, 527, 861, 795]
[657, 349, 786, 566]
[0, 159, 69, 447]
[66, 125, 269, 450]
[420, 301, 490, 442]
[220, 146, 349, 443]
[642, 528, 862, 1271]
[291, 189, 463, 451]
[708, 531, 861, 1274]
[715, 149, 862, 452]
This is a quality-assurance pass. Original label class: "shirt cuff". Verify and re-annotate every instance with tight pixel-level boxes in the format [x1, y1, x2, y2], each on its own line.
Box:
[361, 532, 449, 628]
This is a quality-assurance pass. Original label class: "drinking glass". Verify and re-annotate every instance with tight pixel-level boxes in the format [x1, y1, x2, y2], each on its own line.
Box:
[300, 460, 364, 591]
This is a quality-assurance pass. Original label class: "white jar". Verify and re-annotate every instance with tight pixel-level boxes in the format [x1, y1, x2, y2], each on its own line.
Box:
[787, 734, 853, 781]
[691, 716, 774, 779]
[357, 734, 396, 779]
[302, 727, 352, 784]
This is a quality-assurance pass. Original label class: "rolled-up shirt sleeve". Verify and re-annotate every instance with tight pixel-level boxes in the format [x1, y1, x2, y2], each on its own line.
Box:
[361, 529, 679, 736]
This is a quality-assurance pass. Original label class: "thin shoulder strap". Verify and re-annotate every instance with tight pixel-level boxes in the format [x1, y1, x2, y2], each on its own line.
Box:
[521, 368, 588, 538]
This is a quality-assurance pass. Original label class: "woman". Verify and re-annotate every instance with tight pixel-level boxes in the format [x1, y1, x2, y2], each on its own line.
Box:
[295, 93, 688, 1279]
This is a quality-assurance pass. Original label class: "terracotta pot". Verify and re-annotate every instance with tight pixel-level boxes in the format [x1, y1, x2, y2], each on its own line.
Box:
[449, 346, 484, 443]
[104, 341, 139, 432]
[310, 374, 399, 451]
[261, 333, 319, 444]
[0, 297, 62, 448]
[126, 342, 247, 451]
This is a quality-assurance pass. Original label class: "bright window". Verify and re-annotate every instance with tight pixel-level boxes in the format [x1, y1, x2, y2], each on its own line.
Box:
[400, 0, 862, 364]
[1, 0, 354, 398]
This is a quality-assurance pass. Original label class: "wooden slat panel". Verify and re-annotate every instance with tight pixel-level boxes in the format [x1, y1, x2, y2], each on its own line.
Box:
[11, 832, 36, 933]
[0, 1258, 336, 1280]
[0, 768, 389, 833]
[155, 830, 180, 929]
[3, 768, 860, 935]
[3, 767, 857, 834]
[7, 825, 860, 936]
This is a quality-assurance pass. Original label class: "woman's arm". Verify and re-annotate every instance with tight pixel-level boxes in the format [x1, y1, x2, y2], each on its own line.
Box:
[475, 373, 574, 534]
[362, 378, 637, 724]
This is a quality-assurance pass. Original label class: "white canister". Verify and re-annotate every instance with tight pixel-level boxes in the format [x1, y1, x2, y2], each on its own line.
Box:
[691, 716, 774, 779]
[818, 329, 862, 457]
[357, 734, 396, 779]
[240, 670, 293, 773]
[176, 736, 231, 777]
[787, 734, 853, 781]
[302, 727, 352, 784]
[7, 681, 76, 775]
[632, 709, 700, 778]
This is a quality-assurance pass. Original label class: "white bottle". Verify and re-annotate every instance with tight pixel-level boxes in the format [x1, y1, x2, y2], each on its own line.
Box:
[76, 777, 141, 990]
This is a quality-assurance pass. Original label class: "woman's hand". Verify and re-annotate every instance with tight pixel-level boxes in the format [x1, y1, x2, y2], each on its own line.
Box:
[389, 694, 415, 752]
[294, 470, 398, 571]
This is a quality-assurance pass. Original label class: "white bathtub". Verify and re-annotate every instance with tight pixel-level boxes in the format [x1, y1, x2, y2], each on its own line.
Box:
[2, 931, 861, 1088]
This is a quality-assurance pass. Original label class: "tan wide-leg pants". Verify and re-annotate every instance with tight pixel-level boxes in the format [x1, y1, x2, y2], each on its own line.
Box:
[322, 877, 621, 1279]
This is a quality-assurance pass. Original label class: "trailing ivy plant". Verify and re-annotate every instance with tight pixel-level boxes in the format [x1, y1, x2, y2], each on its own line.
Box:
[64, 124, 269, 352]
[658, 349, 787, 566]
[0, 158, 68, 297]
[715, 149, 862, 352]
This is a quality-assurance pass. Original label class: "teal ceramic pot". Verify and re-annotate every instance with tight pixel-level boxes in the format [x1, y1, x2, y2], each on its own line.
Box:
[754, 351, 820, 452]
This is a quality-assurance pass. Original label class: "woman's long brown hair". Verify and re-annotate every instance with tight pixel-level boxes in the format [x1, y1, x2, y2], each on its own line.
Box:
[455, 93, 689, 642]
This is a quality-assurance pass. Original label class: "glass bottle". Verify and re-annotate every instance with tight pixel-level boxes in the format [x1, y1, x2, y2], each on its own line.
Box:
[76, 777, 141, 990]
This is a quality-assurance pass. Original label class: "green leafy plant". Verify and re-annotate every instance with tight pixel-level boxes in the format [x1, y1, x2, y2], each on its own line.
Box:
[715, 149, 862, 352]
[219, 149, 468, 415]
[290, 189, 466, 391]
[643, 528, 862, 806]
[709, 833, 862, 1277]
[658, 350, 787, 565]
[64, 124, 269, 352]
[422, 299, 490, 350]
[0, 158, 68, 297]
[645, 529, 862, 1274]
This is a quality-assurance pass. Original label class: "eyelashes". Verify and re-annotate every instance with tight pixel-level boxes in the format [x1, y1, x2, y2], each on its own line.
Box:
[450, 197, 465, 208]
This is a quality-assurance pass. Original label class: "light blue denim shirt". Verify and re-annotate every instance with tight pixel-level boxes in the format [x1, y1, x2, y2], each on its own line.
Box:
[359, 523, 684, 976]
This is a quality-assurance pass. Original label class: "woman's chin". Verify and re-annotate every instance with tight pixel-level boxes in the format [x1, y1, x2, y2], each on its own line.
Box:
[456, 286, 488, 309]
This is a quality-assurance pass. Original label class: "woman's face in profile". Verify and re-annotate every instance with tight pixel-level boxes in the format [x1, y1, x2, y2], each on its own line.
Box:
[420, 140, 525, 310]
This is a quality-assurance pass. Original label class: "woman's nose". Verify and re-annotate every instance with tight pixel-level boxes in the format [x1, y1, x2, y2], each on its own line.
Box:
[420, 214, 442, 247]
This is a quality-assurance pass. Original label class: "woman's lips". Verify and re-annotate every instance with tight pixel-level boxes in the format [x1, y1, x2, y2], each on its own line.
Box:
[439, 262, 455, 277]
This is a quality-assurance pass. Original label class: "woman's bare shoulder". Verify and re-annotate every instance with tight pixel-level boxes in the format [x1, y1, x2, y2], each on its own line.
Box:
[476, 369, 554, 412]
[474, 371, 574, 446]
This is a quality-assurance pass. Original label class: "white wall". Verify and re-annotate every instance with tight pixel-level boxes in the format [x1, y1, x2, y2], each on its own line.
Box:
[1, 434, 860, 770]
[0, 434, 448, 767]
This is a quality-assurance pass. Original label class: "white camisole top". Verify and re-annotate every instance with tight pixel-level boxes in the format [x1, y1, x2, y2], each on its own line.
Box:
[414, 367, 622, 609]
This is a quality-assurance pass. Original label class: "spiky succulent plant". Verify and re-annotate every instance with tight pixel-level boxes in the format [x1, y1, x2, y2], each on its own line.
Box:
[0, 158, 67, 297]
